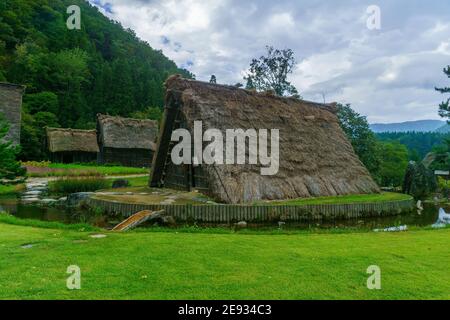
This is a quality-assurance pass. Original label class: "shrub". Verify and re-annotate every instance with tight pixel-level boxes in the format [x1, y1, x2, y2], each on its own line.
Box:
[49, 177, 109, 194]
[20, 161, 52, 167]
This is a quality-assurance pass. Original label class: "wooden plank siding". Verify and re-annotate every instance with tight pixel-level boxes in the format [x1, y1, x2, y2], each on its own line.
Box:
[87, 197, 414, 223]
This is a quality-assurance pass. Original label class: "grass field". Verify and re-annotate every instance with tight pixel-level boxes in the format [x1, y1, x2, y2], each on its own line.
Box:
[23, 162, 148, 177]
[0, 217, 448, 300]
[259, 192, 413, 205]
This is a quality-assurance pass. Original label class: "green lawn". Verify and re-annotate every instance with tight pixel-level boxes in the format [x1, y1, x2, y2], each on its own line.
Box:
[24, 162, 148, 177]
[258, 192, 412, 205]
[0, 219, 448, 300]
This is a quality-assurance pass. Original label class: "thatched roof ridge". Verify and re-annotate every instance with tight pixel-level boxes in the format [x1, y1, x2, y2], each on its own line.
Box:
[151, 76, 380, 204]
[0, 82, 26, 92]
[46, 127, 99, 153]
[164, 75, 339, 114]
[97, 114, 158, 150]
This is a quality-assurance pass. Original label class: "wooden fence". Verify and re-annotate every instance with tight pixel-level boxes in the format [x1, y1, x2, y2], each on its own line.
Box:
[86, 197, 414, 223]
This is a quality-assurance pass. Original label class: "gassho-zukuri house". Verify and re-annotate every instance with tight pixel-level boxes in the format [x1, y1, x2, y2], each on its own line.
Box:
[97, 114, 158, 167]
[150, 75, 380, 204]
[46, 127, 99, 163]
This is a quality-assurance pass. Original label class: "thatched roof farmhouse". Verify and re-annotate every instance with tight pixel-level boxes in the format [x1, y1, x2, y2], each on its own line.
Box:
[97, 114, 158, 167]
[0, 82, 25, 145]
[150, 76, 380, 204]
[46, 127, 99, 163]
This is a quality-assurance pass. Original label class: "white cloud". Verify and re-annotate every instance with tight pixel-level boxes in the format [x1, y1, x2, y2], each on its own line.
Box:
[89, 0, 450, 123]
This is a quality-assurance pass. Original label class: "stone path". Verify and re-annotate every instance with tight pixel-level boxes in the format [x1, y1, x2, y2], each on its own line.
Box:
[21, 179, 49, 204]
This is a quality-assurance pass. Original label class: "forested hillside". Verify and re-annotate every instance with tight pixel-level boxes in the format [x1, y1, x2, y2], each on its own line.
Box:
[0, 0, 192, 159]
[376, 131, 447, 160]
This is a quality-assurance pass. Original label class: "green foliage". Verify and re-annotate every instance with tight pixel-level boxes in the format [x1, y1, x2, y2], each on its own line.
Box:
[18, 111, 60, 160]
[436, 65, 450, 120]
[336, 103, 381, 179]
[377, 141, 409, 187]
[244, 46, 300, 97]
[428, 137, 450, 171]
[0, 184, 25, 195]
[23, 91, 59, 114]
[49, 177, 109, 194]
[403, 161, 437, 199]
[0, 114, 26, 179]
[209, 75, 217, 84]
[0, 0, 194, 160]
[130, 106, 163, 122]
[376, 131, 447, 161]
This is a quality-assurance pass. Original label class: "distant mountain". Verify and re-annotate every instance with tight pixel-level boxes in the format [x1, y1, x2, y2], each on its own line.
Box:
[370, 120, 446, 133]
[435, 123, 450, 133]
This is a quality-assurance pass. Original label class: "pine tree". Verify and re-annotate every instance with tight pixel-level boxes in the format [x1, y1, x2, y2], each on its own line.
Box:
[436, 66, 450, 120]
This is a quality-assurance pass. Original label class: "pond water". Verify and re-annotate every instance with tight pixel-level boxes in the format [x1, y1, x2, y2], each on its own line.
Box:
[0, 196, 117, 227]
[0, 194, 443, 230]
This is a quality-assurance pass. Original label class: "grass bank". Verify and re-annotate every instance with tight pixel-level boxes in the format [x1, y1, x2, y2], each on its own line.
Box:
[23, 161, 148, 177]
[0, 220, 448, 299]
[0, 184, 25, 195]
[259, 192, 413, 205]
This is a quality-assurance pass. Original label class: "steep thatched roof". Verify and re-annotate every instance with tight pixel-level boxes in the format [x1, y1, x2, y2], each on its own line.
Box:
[46, 127, 99, 153]
[97, 114, 158, 150]
[151, 76, 380, 204]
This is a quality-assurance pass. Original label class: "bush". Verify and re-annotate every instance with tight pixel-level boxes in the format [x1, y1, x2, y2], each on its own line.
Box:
[49, 177, 109, 194]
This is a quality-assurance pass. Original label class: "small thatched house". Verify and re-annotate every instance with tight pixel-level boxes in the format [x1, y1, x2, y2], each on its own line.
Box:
[150, 76, 380, 204]
[97, 114, 158, 167]
[0, 82, 25, 145]
[46, 128, 99, 163]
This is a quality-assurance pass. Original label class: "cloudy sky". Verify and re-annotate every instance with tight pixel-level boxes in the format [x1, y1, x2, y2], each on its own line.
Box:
[89, 0, 450, 123]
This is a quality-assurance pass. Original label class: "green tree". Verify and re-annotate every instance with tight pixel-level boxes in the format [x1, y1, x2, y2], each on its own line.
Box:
[0, 0, 194, 160]
[428, 137, 450, 171]
[244, 46, 300, 97]
[336, 103, 381, 179]
[0, 114, 25, 179]
[23, 91, 59, 114]
[378, 141, 409, 187]
[49, 48, 90, 126]
[19, 111, 60, 161]
[376, 131, 447, 161]
[209, 75, 217, 84]
[436, 65, 450, 120]
[130, 107, 163, 122]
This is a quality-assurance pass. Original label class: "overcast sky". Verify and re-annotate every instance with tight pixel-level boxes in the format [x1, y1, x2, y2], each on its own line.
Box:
[89, 0, 450, 123]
